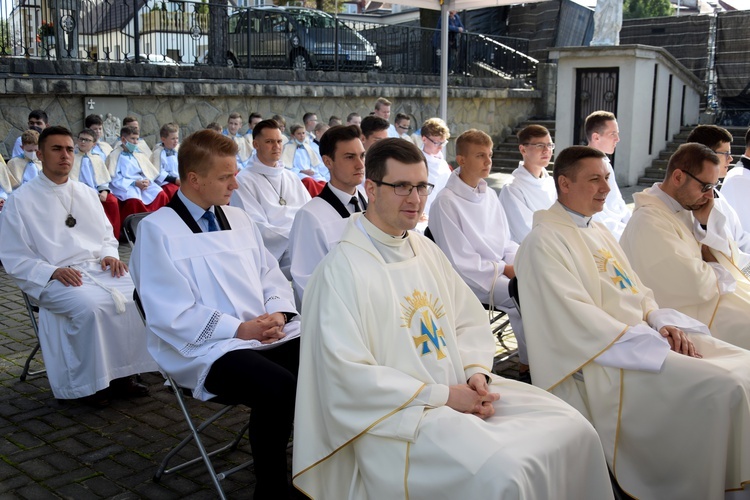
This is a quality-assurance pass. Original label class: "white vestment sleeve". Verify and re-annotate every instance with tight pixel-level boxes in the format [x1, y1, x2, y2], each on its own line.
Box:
[647, 307, 711, 335]
[131, 219, 243, 355]
[288, 206, 330, 303]
[231, 185, 290, 260]
[498, 186, 536, 244]
[594, 324, 669, 372]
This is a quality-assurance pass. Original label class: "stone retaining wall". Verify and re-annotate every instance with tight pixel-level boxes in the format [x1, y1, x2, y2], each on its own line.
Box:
[0, 60, 541, 159]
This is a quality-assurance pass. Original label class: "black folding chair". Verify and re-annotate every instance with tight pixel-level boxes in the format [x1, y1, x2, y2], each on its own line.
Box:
[19, 291, 46, 381]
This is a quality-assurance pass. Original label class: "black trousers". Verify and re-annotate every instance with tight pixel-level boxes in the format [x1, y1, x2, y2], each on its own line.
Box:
[204, 337, 300, 500]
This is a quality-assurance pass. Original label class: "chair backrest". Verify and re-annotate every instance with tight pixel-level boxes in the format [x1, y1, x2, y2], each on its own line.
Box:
[508, 276, 520, 315]
[122, 213, 150, 248]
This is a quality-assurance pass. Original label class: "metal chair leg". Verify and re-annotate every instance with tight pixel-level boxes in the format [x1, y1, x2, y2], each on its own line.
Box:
[19, 292, 46, 381]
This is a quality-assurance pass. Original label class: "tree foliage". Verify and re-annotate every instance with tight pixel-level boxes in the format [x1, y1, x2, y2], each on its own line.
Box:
[623, 0, 674, 19]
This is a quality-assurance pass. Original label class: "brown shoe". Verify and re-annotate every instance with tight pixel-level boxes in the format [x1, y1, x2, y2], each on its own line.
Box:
[110, 376, 150, 398]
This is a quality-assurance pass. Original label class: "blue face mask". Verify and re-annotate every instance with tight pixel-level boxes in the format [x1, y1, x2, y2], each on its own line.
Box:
[124, 141, 138, 154]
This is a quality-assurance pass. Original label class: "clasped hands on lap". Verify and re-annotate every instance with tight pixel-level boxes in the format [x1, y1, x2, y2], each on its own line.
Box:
[236, 312, 287, 344]
[51, 257, 128, 286]
[447, 373, 500, 420]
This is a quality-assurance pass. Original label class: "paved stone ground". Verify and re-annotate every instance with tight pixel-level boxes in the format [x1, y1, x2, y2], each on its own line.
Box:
[0, 242, 527, 499]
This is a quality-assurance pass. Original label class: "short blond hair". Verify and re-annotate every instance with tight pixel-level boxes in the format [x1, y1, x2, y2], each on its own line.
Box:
[375, 97, 391, 110]
[456, 129, 492, 156]
[21, 129, 39, 146]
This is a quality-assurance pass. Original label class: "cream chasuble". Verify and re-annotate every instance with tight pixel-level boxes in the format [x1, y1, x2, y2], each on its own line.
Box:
[293, 213, 613, 500]
[622, 185, 750, 350]
[592, 157, 631, 240]
[0, 173, 156, 399]
[516, 201, 750, 499]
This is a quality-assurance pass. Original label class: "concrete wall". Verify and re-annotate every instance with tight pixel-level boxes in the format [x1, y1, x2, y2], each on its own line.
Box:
[551, 45, 703, 187]
[0, 59, 539, 160]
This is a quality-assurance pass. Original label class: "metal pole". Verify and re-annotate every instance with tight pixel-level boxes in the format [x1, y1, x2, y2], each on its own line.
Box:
[439, 3, 448, 122]
[134, 0, 140, 62]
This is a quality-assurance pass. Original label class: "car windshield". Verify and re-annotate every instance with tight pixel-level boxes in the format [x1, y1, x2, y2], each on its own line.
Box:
[291, 11, 338, 29]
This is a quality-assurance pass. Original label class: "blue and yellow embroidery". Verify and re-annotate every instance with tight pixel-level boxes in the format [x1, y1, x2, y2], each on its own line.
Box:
[594, 249, 638, 294]
[401, 290, 447, 359]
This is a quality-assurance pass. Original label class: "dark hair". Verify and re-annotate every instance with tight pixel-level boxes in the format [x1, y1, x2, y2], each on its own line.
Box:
[78, 128, 96, 139]
[205, 122, 222, 132]
[253, 119, 280, 139]
[123, 116, 138, 126]
[84, 114, 103, 128]
[686, 125, 733, 150]
[665, 142, 720, 181]
[346, 112, 360, 123]
[29, 109, 48, 124]
[553, 146, 606, 195]
[120, 125, 138, 137]
[360, 116, 390, 139]
[328, 115, 342, 126]
[160, 122, 179, 138]
[320, 125, 361, 159]
[745, 127, 750, 147]
[303, 112, 317, 125]
[365, 138, 426, 182]
[38, 126, 73, 150]
[178, 129, 238, 180]
[584, 111, 616, 142]
[249, 112, 263, 122]
[517, 124, 550, 145]
[395, 113, 410, 123]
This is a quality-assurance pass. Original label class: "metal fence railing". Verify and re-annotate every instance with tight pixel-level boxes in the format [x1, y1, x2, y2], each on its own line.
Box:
[0, 0, 536, 84]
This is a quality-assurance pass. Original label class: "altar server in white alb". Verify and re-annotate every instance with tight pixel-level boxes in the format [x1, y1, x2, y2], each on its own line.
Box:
[6, 129, 42, 189]
[0, 126, 156, 405]
[721, 127, 750, 231]
[293, 138, 614, 500]
[585, 111, 631, 240]
[288, 124, 367, 304]
[685, 124, 750, 259]
[149, 122, 181, 201]
[621, 143, 750, 351]
[223, 112, 253, 169]
[419, 117, 452, 224]
[515, 145, 750, 500]
[429, 129, 529, 379]
[231, 119, 311, 279]
[131, 130, 300, 500]
[497, 124, 557, 244]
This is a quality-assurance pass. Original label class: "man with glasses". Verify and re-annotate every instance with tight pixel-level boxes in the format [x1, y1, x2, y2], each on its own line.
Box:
[419, 117, 452, 230]
[585, 110, 631, 240]
[621, 143, 750, 350]
[686, 125, 750, 258]
[498, 124, 557, 243]
[293, 138, 614, 500]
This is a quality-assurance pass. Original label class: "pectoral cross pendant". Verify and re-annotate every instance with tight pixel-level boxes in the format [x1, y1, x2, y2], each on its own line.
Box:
[279, 197, 287, 206]
[65, 214, 77, 228]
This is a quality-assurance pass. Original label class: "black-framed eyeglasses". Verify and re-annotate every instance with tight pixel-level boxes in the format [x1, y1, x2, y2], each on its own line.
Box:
[77, 137, 93, 143]
[713, 150, 733, 161]
[425, 136, 447, 148]
[680, 169, 721, 193]
[397, 125, 411, 131]
[522, 142, 555, 151]
[375, 181, 435, 196]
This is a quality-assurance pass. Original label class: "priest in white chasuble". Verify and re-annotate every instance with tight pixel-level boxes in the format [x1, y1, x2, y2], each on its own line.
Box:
[231, 119, 310, 280]
[428, 129, 528, 379]
[131, 130, 300, 500]
[293, 138, 614, 500]
[0, 126, 156, 405]
[621, 143, 750, 351]
[515, 145, 750, 500]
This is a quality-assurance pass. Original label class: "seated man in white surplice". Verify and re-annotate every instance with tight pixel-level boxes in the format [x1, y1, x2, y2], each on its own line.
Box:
[0, 126, 156, 407]
[515, 145, 750, 499]
[293, 138, 614, 500]
[131, 130, 300, 500]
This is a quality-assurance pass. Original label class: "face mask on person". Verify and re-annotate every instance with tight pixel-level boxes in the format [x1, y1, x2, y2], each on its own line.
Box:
[24, 151, 37, 161]
[124, 142, 138, 154]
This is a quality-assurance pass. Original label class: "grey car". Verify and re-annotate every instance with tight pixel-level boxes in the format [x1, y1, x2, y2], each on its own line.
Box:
[227, 6, 380, 71]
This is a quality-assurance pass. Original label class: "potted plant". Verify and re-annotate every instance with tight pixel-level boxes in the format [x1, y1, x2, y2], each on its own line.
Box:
[37, 21, 54, 45]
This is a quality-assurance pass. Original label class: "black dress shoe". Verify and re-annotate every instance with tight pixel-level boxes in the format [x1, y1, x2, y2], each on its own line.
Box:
[110, 376, 150, 398]
[80, 389, 111, 408]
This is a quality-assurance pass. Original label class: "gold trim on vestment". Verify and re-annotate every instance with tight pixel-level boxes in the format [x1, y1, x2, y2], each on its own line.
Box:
[463, 363, 491, 373]
[292, 383, 426, 480]
[547, 325, 629, 392]
[609, 369, 641, 499]
[404, 441, 411, 500]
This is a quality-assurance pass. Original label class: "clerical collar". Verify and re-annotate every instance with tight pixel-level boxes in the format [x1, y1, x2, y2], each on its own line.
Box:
[177, 189, 214, 225]
[519, 161, 547, 179]
[328, 183, 360, 208]
[249, 155, 285, 175]
[653, 182, 686, 214]
[560, 203, 592, 228]
[361, 214, 408, 246]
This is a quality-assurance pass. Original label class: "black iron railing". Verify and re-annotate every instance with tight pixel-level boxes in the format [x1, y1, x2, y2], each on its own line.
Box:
[0, 0, 536, 84]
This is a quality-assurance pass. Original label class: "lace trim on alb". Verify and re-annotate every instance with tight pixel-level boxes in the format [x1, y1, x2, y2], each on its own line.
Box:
[180, 311, 221, 356]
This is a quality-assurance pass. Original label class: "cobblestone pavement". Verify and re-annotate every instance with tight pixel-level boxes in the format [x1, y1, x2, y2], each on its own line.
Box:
[0, 244, 523, 499]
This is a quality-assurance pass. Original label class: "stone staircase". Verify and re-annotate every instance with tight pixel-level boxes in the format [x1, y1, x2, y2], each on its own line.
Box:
[492, 119, 556, 174]
[637, 126, 748, 186]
